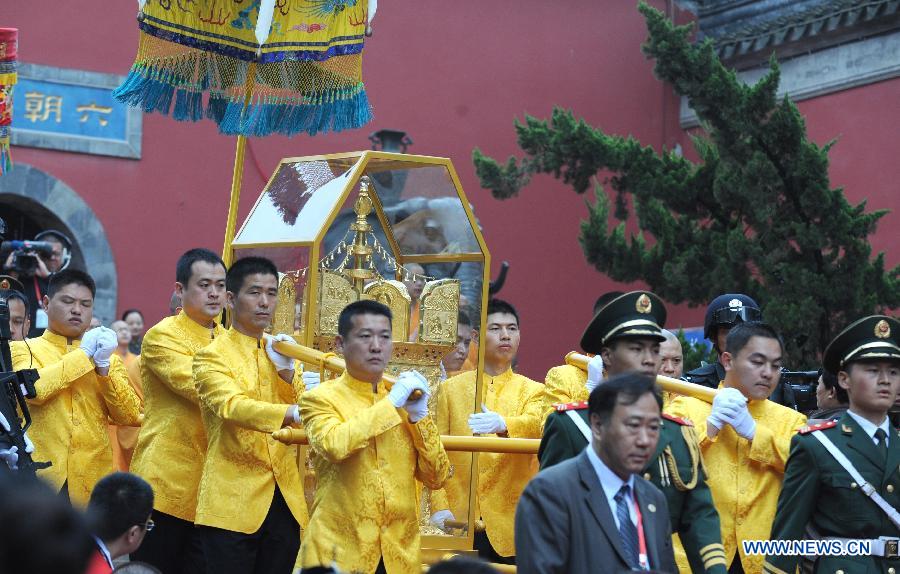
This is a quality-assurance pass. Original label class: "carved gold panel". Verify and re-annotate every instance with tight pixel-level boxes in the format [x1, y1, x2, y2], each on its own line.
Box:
[417, 279, 460, 347]
[272, 273, 297, 335]
[317, 270, 358, 337]
[363, 280, 412, 342]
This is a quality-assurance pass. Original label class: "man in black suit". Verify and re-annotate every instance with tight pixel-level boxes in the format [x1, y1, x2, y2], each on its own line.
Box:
[515, 373, 677, 574]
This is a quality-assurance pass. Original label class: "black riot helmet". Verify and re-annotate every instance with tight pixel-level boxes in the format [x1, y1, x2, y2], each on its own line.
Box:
[703, 293, 762, 340]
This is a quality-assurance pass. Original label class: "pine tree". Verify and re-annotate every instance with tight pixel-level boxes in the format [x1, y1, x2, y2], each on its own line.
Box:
[473, 2, 899, 367]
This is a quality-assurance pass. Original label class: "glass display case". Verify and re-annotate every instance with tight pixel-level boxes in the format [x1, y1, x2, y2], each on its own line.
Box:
[226, 150, 491, 552]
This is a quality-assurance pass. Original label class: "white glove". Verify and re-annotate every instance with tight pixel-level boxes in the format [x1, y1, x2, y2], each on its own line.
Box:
[92, 327, 118, 368]
[0, 411, 10, 433]
[388, 371, 429, 408]
[404, 383, 430, 423]
[0, 446, 18, 470]
[22, 432, 34, 454]
[288, 405, 301, 424]
[722, 398, 756, 440]
[708, 387, 747, 433]
[301, 371, 321, 392]
[585, 354, 605, 393]
[468, 405, 507, 435]
[79, 327, 103, 360]
[266, 334, 295, 372]
[430, 510, 456, 532]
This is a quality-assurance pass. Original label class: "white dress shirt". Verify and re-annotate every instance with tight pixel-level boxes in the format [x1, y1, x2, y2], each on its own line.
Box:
[585, 445, 638, 529]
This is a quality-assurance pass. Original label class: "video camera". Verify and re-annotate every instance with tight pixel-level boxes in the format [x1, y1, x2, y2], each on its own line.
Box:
[5, 240, 55, 276]
[780, 369, 819, 414]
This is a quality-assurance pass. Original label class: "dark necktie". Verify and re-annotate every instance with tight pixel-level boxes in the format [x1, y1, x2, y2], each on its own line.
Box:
[614, 484, 640, 568]
[876, 428, 888, 460]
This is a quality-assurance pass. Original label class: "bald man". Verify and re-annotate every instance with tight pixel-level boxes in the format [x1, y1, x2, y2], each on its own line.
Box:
[108, 320, 143, 471]
[659, 330, 684, 379]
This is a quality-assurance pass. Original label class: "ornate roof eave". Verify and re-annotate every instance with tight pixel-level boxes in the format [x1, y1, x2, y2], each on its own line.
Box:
[676, 0, 900, 70]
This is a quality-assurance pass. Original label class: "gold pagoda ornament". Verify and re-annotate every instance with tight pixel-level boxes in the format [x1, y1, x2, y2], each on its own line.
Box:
[305, 175, 460, 389]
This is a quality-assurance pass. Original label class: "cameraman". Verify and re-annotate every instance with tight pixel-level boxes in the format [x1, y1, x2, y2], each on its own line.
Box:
[2, 230, 72, 338]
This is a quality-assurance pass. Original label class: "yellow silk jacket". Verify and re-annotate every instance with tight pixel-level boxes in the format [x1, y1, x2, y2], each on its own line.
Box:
[667, 392, 807, 573]
[432, 368, 544, 557]
[193, 328, 308, 534]
[299, 372, 450, 574]
[130, 311, 223, 521]
[12, 331, 142, 505]
[109, 351, 142, 471]
[541, 364, 587, 420]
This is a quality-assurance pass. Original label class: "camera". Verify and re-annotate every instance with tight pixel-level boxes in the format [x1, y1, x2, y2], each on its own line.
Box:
[6, 240, 55, 276]
[780, 369, 819, 414]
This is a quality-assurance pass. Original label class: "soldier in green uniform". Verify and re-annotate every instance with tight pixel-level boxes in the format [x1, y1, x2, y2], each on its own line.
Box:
[765, 315, 900, 574]
[539, 291, 727, 574]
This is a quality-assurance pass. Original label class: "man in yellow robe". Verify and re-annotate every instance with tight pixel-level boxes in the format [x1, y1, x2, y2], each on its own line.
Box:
[130, 248, 226, 574]
[431, 299, 544, 564]
[442, 310, 475, 378]
[193, 256, 309, 574]
[300, 299, 450, 574]
[667, 321, 807, 573]
[11, 269, 142, 504]
[107, 319, 143, 471]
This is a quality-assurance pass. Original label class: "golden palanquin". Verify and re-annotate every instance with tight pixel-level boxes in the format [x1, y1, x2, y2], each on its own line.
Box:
[224, 151, 492, 552]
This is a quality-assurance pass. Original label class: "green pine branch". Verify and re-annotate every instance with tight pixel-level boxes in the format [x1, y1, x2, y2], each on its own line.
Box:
[472, 2, 899, 366]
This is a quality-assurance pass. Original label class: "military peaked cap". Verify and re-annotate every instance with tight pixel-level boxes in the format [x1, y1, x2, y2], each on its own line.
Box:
[581, 290, 667, 354]
[823, 315, 900, 373]
[0, 275, 25, 294]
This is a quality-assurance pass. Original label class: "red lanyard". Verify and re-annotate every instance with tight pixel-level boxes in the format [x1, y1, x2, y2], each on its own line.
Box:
[633, 496, 649, 570]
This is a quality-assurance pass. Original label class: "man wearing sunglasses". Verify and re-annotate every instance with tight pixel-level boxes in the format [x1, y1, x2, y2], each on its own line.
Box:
[686, 294, 763, 389]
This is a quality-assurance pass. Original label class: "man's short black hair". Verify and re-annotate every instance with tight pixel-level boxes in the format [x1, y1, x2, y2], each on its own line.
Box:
[725, 321, 784, 357]
[588, 372, 662, 426]
[86, 472, 154, 543]
[593, 291, 624, 315]
[176, 248, 226, 286]
[458, 310, 472, 328]
[0, 475, 94, 574]
[121, 308, 143, 322]
[819, 368, 848, 404]
[486, 299, 518, 325]
[337, 300, 393, 338]
[48, 269, 96, 299]
[226, 256, 278, 294]
[428, 556, 499, 573]
[112, 563, 163, 574]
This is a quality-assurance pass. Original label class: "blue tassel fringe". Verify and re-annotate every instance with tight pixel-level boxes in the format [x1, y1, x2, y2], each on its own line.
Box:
[114, 63, 372, 137]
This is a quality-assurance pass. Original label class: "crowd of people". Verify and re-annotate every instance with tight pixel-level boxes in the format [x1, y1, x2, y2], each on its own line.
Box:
[0, 242, 898, 574]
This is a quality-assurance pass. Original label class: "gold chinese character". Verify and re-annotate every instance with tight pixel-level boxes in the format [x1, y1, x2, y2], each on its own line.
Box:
[24, 92, 63, 123]
[76, 102, 113, 127]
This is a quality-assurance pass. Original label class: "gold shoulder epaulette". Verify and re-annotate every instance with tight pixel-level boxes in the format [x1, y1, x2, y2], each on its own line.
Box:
[662, 413, 693, 427]
[555, 401, 588, 412]
[798, 420, 837, 435]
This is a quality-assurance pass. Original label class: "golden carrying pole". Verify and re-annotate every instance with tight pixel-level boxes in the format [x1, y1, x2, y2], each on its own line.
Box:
[273, 339, 424, 399]
[564, 351, 718, 403]
[272, 427, 540, 454]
